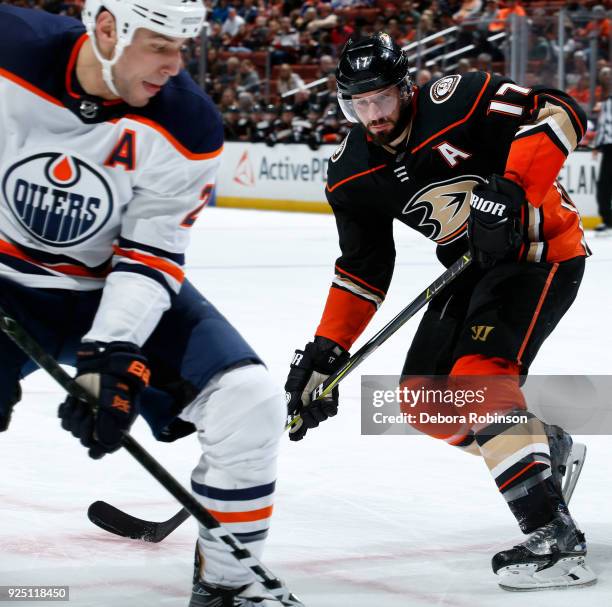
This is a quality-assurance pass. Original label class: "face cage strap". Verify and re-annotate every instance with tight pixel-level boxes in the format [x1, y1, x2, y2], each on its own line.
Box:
[85, 22, 131, 98]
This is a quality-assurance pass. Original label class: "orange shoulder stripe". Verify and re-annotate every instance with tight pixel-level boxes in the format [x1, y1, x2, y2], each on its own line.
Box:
[411, 72, 491, 153]
[1, 67, 223, 162]
[115, 115, 224, 161]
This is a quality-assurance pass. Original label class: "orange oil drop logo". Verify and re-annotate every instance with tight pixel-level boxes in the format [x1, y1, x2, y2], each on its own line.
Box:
[51, 156, 75, 183]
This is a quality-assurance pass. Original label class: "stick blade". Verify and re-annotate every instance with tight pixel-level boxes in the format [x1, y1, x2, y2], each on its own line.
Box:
[87, 500, 160, 542]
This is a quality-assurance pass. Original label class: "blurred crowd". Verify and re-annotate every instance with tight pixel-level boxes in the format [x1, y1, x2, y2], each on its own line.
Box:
[4, 0, 612, 146]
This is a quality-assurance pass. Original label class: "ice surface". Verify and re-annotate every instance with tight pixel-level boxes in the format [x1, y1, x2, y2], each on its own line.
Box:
[1, 208, 610, 606]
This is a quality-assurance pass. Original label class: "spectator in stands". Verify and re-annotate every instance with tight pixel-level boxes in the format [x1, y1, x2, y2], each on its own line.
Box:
[222, 106, 242, 141]
[416, 68, 433, 86]
[293, 89, 314, 117]
[277, 63, 306, 96]
[457, 57, 473, 74]
[476, 52, 494, 72]
[208, 21, 224, 48]
[318, 54, 336, 77]
[218, 55, 241, 88]
[252, 105, 278, 143]
[297, 6, 318, 32]
[218, 87, 238, 113]
[453, 0, 482, 24]
[314, 73, 338, 112]
[399, 0, 421, 25]
[238, 0, 259, 24]
[593, 65, 612, 112]
[222, 6, 246, 38]
[236, 59, 261, 94]
[271, 16, 301, 63]
[488, 0, 526, 33]
[206, 46, 221, 82]
[549, 23, 579, 64]
[566, 49, 589, 87]
[578, 5, 611, 57]
[248, 15, 272, 50]
[328, 14, 355, 47]
[307, 2, 338, 34]
[567, 73, 601, 107]
[298, 30, 322, 63]
[211, 0, 230, 24]
[565, 0, 592, 29]
[237, 91, 256, 113]
[477, 0, 499, 34]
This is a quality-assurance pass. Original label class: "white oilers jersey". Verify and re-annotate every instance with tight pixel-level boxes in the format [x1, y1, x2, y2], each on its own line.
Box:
[0, 6, 223, 344]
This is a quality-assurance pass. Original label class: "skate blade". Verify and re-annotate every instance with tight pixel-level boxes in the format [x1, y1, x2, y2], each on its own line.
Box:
[498, 557, 597, 591]
[563, 443, 586, 504]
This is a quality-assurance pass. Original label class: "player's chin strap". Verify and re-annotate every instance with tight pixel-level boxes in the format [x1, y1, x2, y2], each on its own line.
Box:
[85, 27, 126, 98]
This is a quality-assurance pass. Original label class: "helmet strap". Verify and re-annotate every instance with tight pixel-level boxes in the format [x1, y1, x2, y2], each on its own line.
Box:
[85, 25, 129, 98]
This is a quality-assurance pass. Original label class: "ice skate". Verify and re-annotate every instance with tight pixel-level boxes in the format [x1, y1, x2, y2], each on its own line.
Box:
[544, 424, 586, 504]
[188, 580, 267, 607]
[593, 223, 612, 236]
[493, 511, 596, 591]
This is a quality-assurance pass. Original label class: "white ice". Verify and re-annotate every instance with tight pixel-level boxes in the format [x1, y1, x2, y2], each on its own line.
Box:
[1, 208, 611, 607]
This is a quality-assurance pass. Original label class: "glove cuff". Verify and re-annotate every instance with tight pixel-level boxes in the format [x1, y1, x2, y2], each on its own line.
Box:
[311, 336, 349, 374]
[77, 341, 150, 390]
[489, 174, 526, 205]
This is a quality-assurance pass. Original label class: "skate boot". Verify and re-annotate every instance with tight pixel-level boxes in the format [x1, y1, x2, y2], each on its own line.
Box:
[493, 511, 596, 591]
[544, 424, 586, 504]
[189, 544, 268, 606]
[189, 580, 265, 607]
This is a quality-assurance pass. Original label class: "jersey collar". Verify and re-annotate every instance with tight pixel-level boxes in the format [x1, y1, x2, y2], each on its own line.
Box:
[62, 33, 126, 124]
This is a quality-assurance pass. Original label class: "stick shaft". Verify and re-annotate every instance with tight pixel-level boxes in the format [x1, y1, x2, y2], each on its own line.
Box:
[0, 307, 303, 607]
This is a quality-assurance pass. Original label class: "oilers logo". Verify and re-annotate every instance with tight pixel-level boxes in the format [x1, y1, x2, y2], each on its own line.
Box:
[1, 152, 114, 247]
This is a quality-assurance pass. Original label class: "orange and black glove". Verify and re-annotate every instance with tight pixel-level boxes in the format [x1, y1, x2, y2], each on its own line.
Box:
[58, 341, 150, 459]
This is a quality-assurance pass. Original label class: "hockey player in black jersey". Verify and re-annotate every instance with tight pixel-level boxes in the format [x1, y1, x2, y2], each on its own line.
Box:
[285, 33, 595, 590]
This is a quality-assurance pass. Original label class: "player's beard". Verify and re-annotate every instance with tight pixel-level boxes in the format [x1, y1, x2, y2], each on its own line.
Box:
[366, 117, 399, 145]
[366, 106, 411, 146]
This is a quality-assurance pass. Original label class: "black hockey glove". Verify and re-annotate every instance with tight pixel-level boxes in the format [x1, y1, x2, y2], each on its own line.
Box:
[468, 174, 525, 268]
[285, 336, 349, 441]
[58, 341, 150, 459]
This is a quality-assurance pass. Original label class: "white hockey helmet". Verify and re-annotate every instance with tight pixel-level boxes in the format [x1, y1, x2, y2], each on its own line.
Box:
[82, 0, 206, 96]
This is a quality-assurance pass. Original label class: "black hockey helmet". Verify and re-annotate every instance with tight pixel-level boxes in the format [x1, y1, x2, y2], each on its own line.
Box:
[336, 33, 413, 124]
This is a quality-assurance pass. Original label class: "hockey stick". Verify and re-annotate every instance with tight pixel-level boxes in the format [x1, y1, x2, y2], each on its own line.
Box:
[0, 305, 304, 607]
[293, 251, 474, 422]
[88, 500, 190, 542]
[87, 253, 473, 543]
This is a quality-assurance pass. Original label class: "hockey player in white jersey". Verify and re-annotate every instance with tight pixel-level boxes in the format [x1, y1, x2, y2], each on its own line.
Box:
[0, 2, 284, 605]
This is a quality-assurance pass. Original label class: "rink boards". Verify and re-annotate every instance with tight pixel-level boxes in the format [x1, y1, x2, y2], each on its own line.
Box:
[215, 143, 602, 228]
